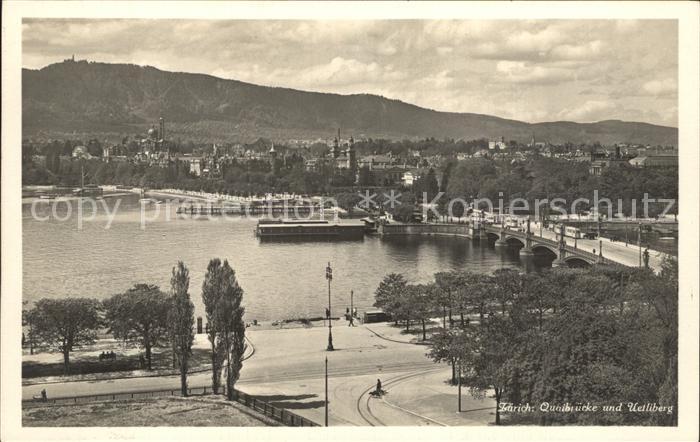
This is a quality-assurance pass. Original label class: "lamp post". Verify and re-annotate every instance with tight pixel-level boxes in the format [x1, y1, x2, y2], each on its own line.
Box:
[350, 290, 354, 325]
[326, 262, 334, 351]
[457, 358, 462, 412]
[325, 356, 329, 426]
[637, 222, 642, 267]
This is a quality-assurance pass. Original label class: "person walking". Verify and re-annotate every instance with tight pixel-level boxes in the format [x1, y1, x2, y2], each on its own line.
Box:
[376, 378, 382, 395]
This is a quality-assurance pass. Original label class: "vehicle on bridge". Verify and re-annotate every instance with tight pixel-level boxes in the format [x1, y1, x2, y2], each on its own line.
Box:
[564, 226, 583, 239]
[505, 218, 519, 229]
[555, 224, 594, 239]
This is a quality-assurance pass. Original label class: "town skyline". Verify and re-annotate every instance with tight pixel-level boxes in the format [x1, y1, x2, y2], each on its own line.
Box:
[22, 19, 678, 127]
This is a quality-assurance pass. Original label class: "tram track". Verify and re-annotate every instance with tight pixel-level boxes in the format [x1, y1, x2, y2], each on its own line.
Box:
[355, 367, 444, 426]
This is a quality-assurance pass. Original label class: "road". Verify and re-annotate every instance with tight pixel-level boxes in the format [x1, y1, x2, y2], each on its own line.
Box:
[504, 221, 667, 270]
[23, 324, 492, 426]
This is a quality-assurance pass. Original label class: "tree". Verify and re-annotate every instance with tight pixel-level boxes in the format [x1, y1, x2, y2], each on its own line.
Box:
[518, 273, 555, 330]
[465, 315, 516, 425]
[213, 260, 247, 401]
[202, 258, 225, 394]
[468, 274, 493, 323]
[358, 166, 373, 186]
[103, 284, 170, 370]
[434, 272, 463, 327]
[492, 268, 522, 315]
[32, 298, 101, 374]
[335, 192, 362, 217]
[22, 301, 38, 355]
[373, 273, 407, 323]
[407, 283, 436, 340]
[389, 204, 417, 223]
[427, 328, 472, 385]
[169, 261, 195, 396]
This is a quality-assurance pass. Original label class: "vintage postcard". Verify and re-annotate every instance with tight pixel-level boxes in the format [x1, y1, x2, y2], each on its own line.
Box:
[2, 1, 698, 441]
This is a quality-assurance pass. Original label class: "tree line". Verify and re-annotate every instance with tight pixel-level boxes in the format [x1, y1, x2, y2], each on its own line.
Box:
[23, 259, 247, 400]
[373, 258, 678, 425]
[23, 139, 677, 217]
[438, 156, 677, 217]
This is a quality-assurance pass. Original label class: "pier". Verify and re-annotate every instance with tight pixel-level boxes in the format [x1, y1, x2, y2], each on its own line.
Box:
[176, 203, 322, 216]
[255, 220, 365, 239]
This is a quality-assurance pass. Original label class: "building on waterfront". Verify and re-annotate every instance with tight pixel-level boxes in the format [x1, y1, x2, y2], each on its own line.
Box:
[402, 169, 422, 187]
[629, 150, 678, 168]
[528, 134, 547, 149]
[358, 154, 393, 170]
[472, 148, 490, 158]
[588, 145, 628, 175]
[131, 117, 172, 166]
[488, 137, 508, 150]
[71, 145, 91, 159]
[330, 130, 358, 172]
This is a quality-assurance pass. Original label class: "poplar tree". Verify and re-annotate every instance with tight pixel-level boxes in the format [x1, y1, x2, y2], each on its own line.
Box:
[169, 261, 195, 396]
[216, 260, 247, 400]
[203, 258, 247, 400]
[202, 258, 226, 394]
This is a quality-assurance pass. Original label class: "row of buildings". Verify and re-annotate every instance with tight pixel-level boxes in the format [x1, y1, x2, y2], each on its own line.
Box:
[81, 120, 678, 184]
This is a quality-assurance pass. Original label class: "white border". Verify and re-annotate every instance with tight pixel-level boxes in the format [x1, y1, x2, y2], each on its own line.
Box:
[2, 2, 698, 441]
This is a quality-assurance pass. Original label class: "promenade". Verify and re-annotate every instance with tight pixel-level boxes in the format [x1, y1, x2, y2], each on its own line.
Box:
[22, 322, 495, 426]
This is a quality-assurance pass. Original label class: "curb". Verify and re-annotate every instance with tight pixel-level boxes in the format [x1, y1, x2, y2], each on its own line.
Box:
[364, 325, 431, 346]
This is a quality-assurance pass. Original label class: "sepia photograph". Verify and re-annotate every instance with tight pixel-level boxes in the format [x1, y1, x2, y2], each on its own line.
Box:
[2, 1, 699, 441]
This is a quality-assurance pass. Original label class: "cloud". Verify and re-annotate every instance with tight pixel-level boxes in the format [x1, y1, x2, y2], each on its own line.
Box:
[549, 40, 603, 60]
[495, 61, 575, 84]
[642, 78, 677, 97]
[21, 19, 678, 126]
[557, 100, 616, 122]
[302, 57, 404, 87]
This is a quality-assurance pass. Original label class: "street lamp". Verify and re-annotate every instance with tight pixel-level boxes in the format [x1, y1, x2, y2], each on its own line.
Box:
[326, 262, 334, 351]
[637, 222, 642, 267]
[350, 289, 354, 326]
[457, 358, 462, 412]
[325, 356, 329, 426]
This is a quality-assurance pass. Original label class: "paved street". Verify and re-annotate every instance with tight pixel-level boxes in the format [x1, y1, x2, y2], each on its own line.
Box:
[22, 323, 492, 426]
[533, 224, 666, 269]
[500, 220, 668, 270]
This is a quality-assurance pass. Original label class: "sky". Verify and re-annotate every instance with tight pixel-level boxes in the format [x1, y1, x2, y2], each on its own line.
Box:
[22, 19, 678, 127]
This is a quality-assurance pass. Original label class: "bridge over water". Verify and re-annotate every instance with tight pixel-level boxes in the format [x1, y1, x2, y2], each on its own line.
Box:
[378, 221, 666, 271]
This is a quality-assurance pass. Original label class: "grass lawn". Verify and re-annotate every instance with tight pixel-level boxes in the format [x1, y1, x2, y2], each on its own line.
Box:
[23, 396, 277, 427]
[22, 346, 212, 379]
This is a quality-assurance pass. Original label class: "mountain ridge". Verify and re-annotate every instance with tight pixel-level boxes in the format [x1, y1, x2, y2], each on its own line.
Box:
[22, 60, 678, 146]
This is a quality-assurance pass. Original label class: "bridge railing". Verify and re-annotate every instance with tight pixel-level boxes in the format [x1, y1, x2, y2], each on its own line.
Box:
[485, 225, 621, 265]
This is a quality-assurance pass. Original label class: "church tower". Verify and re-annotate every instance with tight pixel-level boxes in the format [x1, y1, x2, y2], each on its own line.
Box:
[331, 128, 340, 159]
[269, 143, 279, 174]
[347, 135, 357, 173]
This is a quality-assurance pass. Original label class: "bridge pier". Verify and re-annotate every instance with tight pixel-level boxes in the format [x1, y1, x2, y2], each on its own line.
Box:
[519, 246, 534, 256]
[552, 224, 567, 267]
[519, 229, 534, 256]
[494, 226, 508, 246]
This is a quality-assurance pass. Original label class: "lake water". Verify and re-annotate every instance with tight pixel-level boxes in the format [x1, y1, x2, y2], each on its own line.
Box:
[21, 194, 555, 322]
